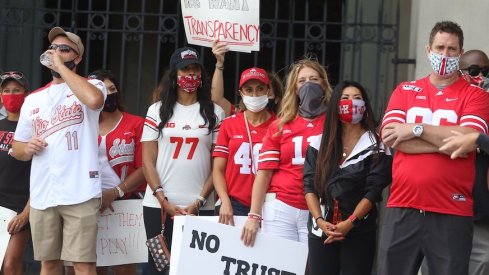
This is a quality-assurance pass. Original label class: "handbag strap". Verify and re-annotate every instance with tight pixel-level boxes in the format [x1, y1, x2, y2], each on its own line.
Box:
[160, 208, 168, 233]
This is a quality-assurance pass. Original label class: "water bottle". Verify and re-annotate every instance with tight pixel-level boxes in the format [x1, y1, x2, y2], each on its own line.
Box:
[40, 52, 53, 67]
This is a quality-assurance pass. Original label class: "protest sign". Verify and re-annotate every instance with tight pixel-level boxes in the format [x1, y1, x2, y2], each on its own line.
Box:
[0, 206, 16, 270]
[96, 200, 147, 266]
[170, 216, 308, 275]
[180, 0, 260, 52]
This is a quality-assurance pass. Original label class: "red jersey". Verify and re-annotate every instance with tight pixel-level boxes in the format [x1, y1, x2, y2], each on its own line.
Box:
[98, 112, 146, 196]
[258, 114, 325, 210]
[381, 76, 489, 216]
[213, 112, 275, 206]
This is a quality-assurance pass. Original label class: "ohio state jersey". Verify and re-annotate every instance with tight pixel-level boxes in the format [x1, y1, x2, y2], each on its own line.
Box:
[141, 101, 225, 210]
[14, 80, 106, 210]
[98, 112, 146, 195]
[381, 76, 489, 216]
[258, 114, 325, 210]
[213, 112, 275, 206]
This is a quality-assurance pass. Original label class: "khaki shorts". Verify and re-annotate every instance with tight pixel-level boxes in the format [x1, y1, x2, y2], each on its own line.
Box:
[30, 198, 100, 262]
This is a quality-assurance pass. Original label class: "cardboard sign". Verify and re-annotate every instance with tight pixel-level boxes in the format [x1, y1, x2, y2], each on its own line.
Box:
[180, 0, 260, 52]
[96, 200, 148, 266]
[0, 206, 17, 270]
[170, 216, 308, 275]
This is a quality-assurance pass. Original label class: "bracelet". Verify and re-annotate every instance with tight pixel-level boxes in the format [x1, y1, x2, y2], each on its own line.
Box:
[315, 216, 324, 224]
[153, 187, 164, 196]
[196, 195, 206, 207]
[247, 212, 262, 221]
[215, 63, 224, 70]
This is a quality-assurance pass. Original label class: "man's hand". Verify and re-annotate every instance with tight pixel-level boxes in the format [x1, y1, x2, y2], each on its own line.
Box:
[25, 137, 48, 156]
[382, 123, 416, 148]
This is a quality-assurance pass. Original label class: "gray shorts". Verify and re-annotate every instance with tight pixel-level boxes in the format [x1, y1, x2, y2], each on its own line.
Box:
[377, 207, 473, 275]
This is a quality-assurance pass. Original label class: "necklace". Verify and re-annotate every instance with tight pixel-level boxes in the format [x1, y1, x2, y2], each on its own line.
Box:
[342, 147, 347, 158]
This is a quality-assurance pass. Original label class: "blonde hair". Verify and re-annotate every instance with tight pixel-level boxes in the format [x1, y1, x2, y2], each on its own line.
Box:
[278, 57, 332, 130]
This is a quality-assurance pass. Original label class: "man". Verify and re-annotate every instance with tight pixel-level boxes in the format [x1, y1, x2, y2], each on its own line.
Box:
[459, 49, 489, 91]
[378, 21, 489, 275]
[11, 27, 106, 275]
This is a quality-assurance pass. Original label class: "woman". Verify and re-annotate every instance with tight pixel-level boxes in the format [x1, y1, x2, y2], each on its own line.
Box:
[0, 71, 31, 275]
[303, 81, 392, 275]
[241, 57, 332, 247]
[211, 39, 282, 116]
[89, 69, 146, 275]
[213, 67, 276, 225]
[141, 47, 225, 274]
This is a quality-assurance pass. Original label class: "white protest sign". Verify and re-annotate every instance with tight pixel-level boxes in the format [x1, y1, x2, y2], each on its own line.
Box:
[96, 200, 147, 266]
[0, 206, 17, 270]
[171, 216, 307, 275]
[180, 0, 260, 53]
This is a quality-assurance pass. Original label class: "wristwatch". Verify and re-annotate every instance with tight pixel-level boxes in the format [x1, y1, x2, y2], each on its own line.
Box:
[115, 186, 125, 198]
[413, 124, 424, 137]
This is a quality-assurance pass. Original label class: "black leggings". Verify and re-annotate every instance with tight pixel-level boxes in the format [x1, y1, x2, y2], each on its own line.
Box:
[308, 230, 376, 275]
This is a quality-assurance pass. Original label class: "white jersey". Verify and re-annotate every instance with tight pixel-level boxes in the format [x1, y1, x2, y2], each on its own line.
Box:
[141, 101, 225, 210]
[14, 80, 106, 210]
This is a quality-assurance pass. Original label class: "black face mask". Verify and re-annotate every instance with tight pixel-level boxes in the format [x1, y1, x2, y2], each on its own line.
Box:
[51, 60, 76, 79]
[103, 93, 119, 112]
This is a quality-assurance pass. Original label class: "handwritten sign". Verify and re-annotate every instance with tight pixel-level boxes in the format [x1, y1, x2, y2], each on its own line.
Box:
[181, 0, 260, 52]
[96, 200, 147, 266]
[0, 206, 17, 270]
[170, 216, 308, 275]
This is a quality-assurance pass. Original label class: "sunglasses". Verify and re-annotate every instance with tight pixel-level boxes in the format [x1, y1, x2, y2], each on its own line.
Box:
[48, 44, 79, 55]
[0, 71, 24, 80]
[461, 65, 489, 77]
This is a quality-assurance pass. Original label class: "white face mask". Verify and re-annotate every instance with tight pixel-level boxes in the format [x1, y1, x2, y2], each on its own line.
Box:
[242, 94, 268, 112]
[429, 51, 460, 76]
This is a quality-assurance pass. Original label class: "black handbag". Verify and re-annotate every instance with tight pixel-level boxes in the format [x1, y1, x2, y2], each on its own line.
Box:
[146, 209, 171, 272]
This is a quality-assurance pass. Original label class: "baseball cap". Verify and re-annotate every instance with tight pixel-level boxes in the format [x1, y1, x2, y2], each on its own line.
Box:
[48, 27, 84, 56]
[239, 67, 270, 88]
[0, 71, 29, 90]
[170, 47, 202, 69]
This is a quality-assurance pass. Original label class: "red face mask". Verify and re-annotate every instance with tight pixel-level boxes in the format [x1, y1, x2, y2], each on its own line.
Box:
[176, 75, 202, 93]
[1, 93, 25, 113]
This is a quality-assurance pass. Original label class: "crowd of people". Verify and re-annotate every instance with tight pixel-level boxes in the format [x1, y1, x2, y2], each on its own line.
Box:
[1, 19, 489, 275]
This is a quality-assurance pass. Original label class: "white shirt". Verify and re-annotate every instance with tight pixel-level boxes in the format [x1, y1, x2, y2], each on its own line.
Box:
[14, 80, 106, 210]
[141, 101, 225, 210]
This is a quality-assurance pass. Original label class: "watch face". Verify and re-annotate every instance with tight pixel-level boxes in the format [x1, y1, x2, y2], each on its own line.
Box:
[414, 125, 423, 136]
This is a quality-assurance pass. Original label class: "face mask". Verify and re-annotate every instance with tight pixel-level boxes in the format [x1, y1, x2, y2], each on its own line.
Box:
[482, 77, 489, 91]
[103, 93, 119, 112]
[1, 93, 25, 113]
[338, 99, 366, 124]
[51, 59, 77, 79]
[298, 82, 327, 118]
[429, 51, 459, 76]
[242, 94, 268, 112]
[176, 75, 201, 93]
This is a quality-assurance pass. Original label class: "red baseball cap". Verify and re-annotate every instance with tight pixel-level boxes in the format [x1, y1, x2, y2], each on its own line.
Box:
[239, 67, 270, 88]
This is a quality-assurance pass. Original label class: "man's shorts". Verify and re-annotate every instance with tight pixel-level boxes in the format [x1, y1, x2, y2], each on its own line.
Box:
[30, 198, 100, 262]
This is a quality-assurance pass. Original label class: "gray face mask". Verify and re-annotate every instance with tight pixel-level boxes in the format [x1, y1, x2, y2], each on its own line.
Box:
[298, 82, 327, 118]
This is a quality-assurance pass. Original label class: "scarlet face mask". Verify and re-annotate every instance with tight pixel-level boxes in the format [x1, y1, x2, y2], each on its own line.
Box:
[176, 75, 202, 93]
[338, 99, 365, 124]
[1, 93, 25, 113]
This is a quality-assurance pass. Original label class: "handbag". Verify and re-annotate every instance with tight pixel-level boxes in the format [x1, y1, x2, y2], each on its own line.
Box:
[146, 208, 171, 272]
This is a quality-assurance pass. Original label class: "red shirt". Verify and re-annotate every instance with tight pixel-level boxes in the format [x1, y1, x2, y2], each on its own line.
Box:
[381, 76, 489, 216]
[213, 112, 275, 206]
[259, 114, 325, 210]
[98, 112, 146, 196]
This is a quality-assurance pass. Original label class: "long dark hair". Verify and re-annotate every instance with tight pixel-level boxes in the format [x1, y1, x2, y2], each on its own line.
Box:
[314, 81, 380, 201]
[155, 66, 217, 134]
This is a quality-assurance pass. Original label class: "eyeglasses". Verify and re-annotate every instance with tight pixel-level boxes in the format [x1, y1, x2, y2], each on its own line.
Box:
[461, 65, 489, 77]
[48, 44, 79, 55]
[0, 71, 24, 80]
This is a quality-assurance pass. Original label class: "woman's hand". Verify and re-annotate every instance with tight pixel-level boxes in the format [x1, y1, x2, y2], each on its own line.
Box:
[318, 220, 346, 244]
[7, 211, 29, 235]
[184, 202, 200, 216]
[212, 39, 229, 65]
[218, 200, 235, 226]
[100, 188, 118, 212]
[241, 218, 260, 247]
